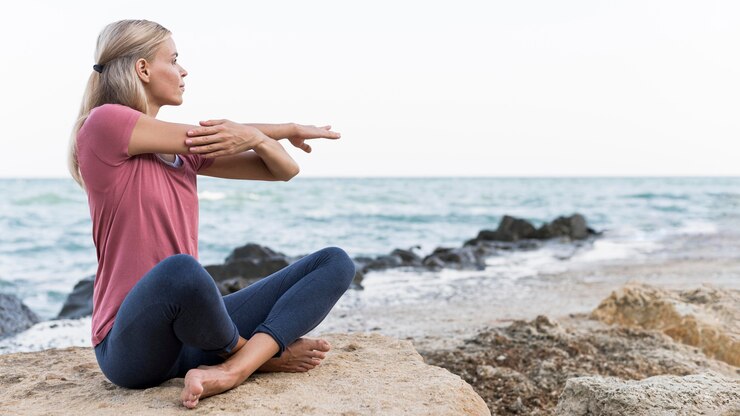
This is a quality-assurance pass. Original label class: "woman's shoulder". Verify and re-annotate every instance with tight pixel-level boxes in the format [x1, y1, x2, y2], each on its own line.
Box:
[82, 103, 143, 136]
[88, 103, 142, 120]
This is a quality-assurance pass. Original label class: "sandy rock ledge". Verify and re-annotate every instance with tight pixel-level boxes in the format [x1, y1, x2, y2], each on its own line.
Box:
[0, 332, 489, 416]
[555, 372, 740, 416]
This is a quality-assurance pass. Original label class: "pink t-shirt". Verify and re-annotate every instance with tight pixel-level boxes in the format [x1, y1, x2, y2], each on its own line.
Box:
[76, 103, 214, 347]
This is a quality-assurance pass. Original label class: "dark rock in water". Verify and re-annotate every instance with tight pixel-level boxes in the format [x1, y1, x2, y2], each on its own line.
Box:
[206, 243, 291, 282]
[356, 248, 423, 273]
[206, 258, 291, 282]
[422, 246, 486, 270]
[470, 213, 597, 246]
[209, 243, 364, 294]
[0, 293, 40, 339]
[390, 248, 423, 267]
[534, 214, 590, 240]
[55, 275, 95, 320]
[225, 243, 286, 264]
[362, 254, 404, 271]
[477, 215, 538, 242]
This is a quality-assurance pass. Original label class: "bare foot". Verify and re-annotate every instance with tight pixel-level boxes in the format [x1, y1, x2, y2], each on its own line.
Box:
[181, 364, 239, 409]
[257, 337, 332, 373]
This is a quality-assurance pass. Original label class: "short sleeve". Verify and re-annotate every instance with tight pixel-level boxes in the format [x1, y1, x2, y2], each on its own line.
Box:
[80, 104, 142, 167]
[181, 153, 215, 172]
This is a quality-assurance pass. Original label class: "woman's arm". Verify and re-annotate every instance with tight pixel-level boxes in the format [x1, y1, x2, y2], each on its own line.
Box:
[187, 120, 300, 181]
[242, 123, 296, 140]
[128, 113, 199, 156]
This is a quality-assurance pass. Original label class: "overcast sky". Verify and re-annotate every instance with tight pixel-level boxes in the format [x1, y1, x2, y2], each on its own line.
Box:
[2, 0, 738, 177]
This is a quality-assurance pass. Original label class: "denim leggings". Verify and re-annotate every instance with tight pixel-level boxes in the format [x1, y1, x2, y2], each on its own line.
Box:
[94, 246, 355, 389]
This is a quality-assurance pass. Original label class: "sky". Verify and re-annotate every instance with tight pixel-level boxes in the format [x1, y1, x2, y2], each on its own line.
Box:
[1, 0, 739, 177]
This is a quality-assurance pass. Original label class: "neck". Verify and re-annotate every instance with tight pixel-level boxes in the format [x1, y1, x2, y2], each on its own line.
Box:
[146, 103, 160, 118]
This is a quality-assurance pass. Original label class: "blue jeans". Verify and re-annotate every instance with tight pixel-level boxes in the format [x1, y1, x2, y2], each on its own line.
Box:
[94, 247, 355, 389]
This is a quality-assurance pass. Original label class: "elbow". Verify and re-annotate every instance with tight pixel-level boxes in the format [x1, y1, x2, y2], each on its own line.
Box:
[281, 164, 300, 182]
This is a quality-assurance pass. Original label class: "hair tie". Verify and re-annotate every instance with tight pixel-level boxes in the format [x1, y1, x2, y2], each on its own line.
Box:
[93, 64, 104, 73]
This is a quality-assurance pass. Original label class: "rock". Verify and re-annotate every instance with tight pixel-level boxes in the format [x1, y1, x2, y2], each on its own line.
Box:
[422, 313, 738, 415]
[534, 214, 589, 240]
[591, 281, 740, 366]
[0, 333, 490, 416]
[55, 275, 95, 320]
[476, 215, 537, 242]
[390, 248, 424, 267]
[224, 243, 286, 263]
[554, 372, 740, 416]
[206, 243, 291, 282]
[361, 254, 404, 271]
[205, 258, 291, 282]
[470, 214, 597, 245]
[422, 246, 486, 270]
[0, 293, 40, 339]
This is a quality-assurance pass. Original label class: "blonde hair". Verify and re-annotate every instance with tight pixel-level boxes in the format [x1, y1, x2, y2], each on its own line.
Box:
[68, 19, 171, 188]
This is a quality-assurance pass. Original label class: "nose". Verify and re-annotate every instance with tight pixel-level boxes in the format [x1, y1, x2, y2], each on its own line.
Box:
[179, 65, 188, 78]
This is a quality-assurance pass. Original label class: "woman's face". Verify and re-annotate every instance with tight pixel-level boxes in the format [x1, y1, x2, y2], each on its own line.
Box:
[144, 37, 187, 108]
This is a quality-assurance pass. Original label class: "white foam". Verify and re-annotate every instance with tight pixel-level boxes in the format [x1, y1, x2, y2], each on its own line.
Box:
[197, 191, 226, 201]
[0, 317, 91, 354]
[675, 220, 718, 235]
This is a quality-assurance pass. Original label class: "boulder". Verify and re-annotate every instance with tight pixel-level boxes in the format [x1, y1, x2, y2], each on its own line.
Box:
[55, 275, 94, 320]
[470, 214, 597, 245]
[0, 332, 490, 416]
[554, 373, 740, 416]
[0, 293, 40, 339]
[422, 246, 486, 270]
[206, 243, 291, 282]
[534, 214, 590, 240]
[476, 215, 537, 242]
[591, 282, 740, 366]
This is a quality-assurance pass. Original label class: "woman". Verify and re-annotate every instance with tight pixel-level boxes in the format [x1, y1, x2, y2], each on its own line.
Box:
[68, 19, 355, 409]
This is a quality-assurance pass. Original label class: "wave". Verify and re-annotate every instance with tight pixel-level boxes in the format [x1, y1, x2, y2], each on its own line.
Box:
[12, 193, 79, 206]
[625, 193, 690, 200]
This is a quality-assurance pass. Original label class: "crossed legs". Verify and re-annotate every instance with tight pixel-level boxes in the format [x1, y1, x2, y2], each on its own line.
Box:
[93, 247, 355, 409]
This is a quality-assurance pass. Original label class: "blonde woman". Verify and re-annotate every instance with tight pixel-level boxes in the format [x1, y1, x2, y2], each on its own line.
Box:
[70, 20, 355, 409]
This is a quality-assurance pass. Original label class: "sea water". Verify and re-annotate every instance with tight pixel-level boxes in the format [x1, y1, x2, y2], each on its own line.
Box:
[0, 177, 738, 352]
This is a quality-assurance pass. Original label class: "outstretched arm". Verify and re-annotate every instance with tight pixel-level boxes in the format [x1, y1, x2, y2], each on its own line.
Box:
[186, 120, 299, 181]
[239, 121, 341, 153]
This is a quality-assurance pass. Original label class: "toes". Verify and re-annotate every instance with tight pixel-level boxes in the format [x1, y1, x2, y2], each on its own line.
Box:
[301, 357, 321, 366]
[308, 350, 327, 360]
[318, 339, 332, 352]
[308, 338, 331, 352]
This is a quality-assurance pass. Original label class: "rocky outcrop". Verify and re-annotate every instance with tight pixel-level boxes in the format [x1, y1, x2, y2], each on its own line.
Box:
[555, 373, 740, 416]
[206, 243, 364, 293]
[0, 293, 39, 339]
[0, 332, 489, 416]
[355, 213, 599, 274]
[55, 275, 94, 320]
[423, 311, 738, 415]
[591, 281, 740, 366]
[465, 213, 598, 245]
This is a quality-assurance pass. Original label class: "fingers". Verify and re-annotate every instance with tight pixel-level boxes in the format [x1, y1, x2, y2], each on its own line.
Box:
[187, 125, 223, 138]
[185, 133, 224, 146]
[199, 119, 226, 126]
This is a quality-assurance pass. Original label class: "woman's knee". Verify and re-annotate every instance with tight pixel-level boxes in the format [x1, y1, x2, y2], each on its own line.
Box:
[153, 254, 217, 295]
[319, 246, 356, 289]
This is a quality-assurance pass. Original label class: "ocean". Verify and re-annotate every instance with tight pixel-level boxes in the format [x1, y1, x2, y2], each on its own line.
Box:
[1, 177, 738, 352]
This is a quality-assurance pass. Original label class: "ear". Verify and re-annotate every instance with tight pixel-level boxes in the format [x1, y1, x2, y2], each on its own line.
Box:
[135, 58, 151, 83]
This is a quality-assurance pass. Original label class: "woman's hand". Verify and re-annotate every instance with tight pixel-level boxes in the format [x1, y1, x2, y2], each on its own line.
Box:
[287, 124, 341, 153]
[185, 120, 266, 158]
